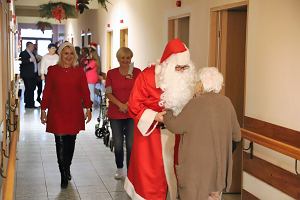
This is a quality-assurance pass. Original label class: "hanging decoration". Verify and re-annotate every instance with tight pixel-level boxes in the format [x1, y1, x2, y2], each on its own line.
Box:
[39, 2, 76, 23]
[36, 21, 53, 33]
[76, 0, 89, 14]
[76, 0, 110, 14]
[39, 0, 110, 21]
[97, 0, 110, 11]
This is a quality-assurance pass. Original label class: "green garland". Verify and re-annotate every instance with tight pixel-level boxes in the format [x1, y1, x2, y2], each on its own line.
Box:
[36, 21, 53, 33]
[98, 0, 110, 11]
[39, 0, 110, 21]
[39, 2, 76, 19]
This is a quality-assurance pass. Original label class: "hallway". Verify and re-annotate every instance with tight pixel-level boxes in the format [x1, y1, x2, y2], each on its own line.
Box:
[16, 104, 129, 200]
[16, 101, 241, 200]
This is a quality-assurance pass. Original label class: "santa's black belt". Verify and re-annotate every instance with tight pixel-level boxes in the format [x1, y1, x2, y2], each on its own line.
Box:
[156, 123, 166, 129]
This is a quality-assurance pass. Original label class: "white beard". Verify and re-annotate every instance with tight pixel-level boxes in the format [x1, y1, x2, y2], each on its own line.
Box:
[157, 62, 196, 116]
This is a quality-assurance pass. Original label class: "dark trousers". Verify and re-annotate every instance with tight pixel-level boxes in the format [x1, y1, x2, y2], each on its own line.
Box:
[23, 77, 37, 107]
[110, 119, 134, 169]
[36, 76, 43, 101]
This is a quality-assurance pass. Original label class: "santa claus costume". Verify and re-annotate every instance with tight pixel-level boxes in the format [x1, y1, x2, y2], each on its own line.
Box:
[124, 39, 196, 200]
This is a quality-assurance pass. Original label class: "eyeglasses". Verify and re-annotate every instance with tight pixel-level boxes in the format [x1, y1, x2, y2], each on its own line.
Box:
[175, 65, 190, 71]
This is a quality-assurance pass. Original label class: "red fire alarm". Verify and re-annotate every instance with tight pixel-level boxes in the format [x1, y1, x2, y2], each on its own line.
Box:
[120, 19, 124, 23]
[176, 0, 181, 7]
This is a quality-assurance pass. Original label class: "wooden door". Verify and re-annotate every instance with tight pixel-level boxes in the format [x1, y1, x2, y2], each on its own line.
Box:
[168, 16, 190, 46]
[120, 28, 128, 47]
[209, 5, 247, 193]
[106, 31, 113, 71]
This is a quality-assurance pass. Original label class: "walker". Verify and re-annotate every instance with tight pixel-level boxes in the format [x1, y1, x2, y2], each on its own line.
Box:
[94, 87, 114, 152]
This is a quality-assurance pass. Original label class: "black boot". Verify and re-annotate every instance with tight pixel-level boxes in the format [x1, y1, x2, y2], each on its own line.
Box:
[55, 135, 68, 189]
[65, 135, 76, 181]
[59, 166, 68, 189]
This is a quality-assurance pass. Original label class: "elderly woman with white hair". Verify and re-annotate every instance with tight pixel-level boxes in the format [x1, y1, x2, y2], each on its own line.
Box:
[162, 67, 241, 200]
[40, 42, 92, 189]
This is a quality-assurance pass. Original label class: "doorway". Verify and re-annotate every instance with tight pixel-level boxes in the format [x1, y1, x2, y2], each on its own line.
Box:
[120, 28, 128, 47]
[209, 3, 248, 194]
[168, 16, 190, 47]
[106, 31, 113, 71]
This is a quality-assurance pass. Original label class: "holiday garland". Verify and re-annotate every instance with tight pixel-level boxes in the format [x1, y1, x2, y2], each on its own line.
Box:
[39, 2, 76, 22]
[97, 0, 110, 11]
[36, 21, 53, 33]
[39, 0, 110, 22]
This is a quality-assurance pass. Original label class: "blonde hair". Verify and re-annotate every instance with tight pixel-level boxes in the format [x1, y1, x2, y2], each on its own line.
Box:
[116, 47, 133, 61]
[57, 42, 78, 67]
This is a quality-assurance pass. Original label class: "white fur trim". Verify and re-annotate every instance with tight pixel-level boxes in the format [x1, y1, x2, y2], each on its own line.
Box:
[124, 177, 145, 200]
[161, 129, 177, 200]
[137, 109, 158, 136]
[164, 50, 190, 66]
[155, 64, 161, 88]
[155, 64, 162, 74]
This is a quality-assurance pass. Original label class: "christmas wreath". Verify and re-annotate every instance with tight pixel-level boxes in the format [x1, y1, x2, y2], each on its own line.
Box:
[36, 21, 53, 33]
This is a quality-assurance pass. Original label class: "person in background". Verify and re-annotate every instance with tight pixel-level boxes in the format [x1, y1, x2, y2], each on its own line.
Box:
[85, 42, 101, 104]
[124, 39, 197, 200]
[40, 43, 59, 81]
[40, 42, 92, 189]
[80, 47, 89, 68]
[33, 44, 43, 103]
[75, 46, 82, 65]
[105, 47, 141, 180]
[19, 41, 38, 109]
[163, 67, 241, 200]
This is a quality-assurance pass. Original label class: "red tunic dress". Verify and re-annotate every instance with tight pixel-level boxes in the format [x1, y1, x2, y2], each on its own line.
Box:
[41, 65, 92, 135]
[125, 65, 169, 200]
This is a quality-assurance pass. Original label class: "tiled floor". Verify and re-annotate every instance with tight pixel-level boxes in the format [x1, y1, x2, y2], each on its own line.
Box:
[16, 102, 129, 200]
[16, 99, 241, 200]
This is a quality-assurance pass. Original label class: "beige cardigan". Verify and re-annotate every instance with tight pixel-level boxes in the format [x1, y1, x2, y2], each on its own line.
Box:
[164, 93, 241, 200]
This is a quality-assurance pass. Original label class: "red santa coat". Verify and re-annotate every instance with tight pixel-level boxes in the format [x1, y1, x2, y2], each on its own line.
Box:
[41, 65, 92, 135]
[125, 65, 177, 200]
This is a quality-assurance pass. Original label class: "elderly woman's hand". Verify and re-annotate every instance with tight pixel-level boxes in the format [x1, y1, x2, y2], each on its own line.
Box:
[155, 111, 166, 123]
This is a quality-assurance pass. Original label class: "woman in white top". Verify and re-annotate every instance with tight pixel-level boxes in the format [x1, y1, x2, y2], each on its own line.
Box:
[40, 43, 59, 80]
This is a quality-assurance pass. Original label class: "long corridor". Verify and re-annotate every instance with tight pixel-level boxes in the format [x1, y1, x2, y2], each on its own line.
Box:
[15, 92, 240, 200]
[16, 103, 129, 200]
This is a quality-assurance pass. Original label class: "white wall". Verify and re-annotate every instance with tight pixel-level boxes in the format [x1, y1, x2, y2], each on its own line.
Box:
[246, 0, 300, 199]
[246, 0, 300, 131]
[65, 0, 210, 72]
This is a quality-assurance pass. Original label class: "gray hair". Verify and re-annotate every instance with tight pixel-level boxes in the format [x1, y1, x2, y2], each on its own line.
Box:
[198, 67, 223, 93]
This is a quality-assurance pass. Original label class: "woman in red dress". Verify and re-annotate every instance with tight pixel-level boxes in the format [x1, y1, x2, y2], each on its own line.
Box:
[40, 42, 92, 188]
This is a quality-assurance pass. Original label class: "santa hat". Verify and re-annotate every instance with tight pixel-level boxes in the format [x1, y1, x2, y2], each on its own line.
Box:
[156, 38, 190, 74]
[89, 42, 97, 50]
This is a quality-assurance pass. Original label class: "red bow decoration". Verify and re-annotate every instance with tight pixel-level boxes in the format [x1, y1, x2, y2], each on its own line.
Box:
[51, 5, 66, 23]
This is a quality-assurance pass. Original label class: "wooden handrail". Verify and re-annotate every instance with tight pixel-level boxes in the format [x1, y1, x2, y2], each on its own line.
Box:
[1, 81, 20, 200]
[2, 130, 18, 200]
[241, 128, 300, 160]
